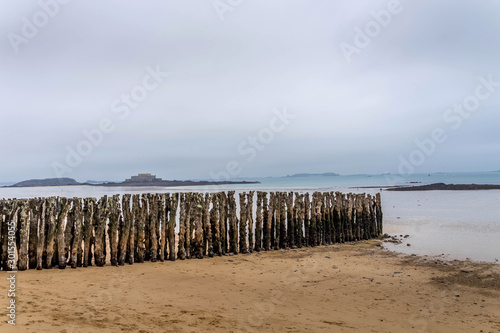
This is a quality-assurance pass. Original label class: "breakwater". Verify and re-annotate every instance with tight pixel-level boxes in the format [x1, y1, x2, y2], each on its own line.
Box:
[0, 191, 382, 271]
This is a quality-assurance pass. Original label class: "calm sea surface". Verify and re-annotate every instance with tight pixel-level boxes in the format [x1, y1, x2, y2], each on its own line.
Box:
[1, 172, 499, 263]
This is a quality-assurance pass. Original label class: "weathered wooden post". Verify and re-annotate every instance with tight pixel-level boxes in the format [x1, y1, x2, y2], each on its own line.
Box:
[0, 200, 7, 270]
[304, 193, 310, 247]
[294, 193, 302, 248]
[55, 197, 71, 269]
[287, 192, 294, 248]
[148, 194, 158, 262]
[254, 191, 262, 252]
[273, 192, 280, 250]
[279, 193, 287, 249]
[45, 198, 58, 269]
[108, 194, 121, 266]
[203, 193, 213, 257]
[313, 192, 323, 247]
[143, 194, 151, 261]
[211, 193, 221, 256]
[4, 201, 20, 270]
[320, 193, 326, 245]
[325, 194, 332, 245]
[375, 193, 383, 236]
[228, 191, 238, 254]
[93, 196, 108, 267]
[82, 198, 95, 267]
[263, 192, 271, 251]
[168, 193, 178, 261]
[347, 194, 354, 242]
[185, 193, 193, 259]
[247, 191, 254, 253]
[28, 199, 39, 269]
[193, 194, 204, 259]
[178, 193, 187, 260]
[35, 199, 47, 270]
[365, 195, 373, 240]
[220, 192, 228, 254]
[64, 199, 75, 266]
[309, 193, 316, 247]
[270, 192, 277, 250]
[69, 198, 83, 269]
[135, 195, 147, 263]
[17, 200, 29, 271]
[118, 194, 131, 266]
[239, 193, 248, 254]
[158, 193, 168, 262]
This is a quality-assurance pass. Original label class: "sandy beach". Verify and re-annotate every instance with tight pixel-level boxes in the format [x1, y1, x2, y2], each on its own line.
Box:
[1, 240, 499, 333]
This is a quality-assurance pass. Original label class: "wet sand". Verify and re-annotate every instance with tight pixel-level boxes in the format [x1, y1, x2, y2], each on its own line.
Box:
[1, 241, 499, 333]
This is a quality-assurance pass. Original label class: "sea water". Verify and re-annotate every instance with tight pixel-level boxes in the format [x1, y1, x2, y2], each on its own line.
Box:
[1, 172, 499, 263]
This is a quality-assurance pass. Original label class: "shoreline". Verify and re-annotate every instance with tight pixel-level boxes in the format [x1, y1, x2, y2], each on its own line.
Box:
[1, 240, 499, 332]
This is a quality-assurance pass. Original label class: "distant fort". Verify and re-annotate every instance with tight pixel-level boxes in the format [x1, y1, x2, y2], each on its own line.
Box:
[124, 173, 163, 183]
[6, 173, 260, 188]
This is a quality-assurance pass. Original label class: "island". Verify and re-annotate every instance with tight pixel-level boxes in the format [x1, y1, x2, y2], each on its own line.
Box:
[285, 172, 340, 177]
[387, 183, 500, 191]
[6, 173, 260, 188]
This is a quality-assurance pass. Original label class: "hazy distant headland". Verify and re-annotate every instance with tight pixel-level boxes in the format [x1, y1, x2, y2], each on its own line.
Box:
[285, 172, 340, 177]
[387, 183, 500, 191]
[6, 173, 260, 188]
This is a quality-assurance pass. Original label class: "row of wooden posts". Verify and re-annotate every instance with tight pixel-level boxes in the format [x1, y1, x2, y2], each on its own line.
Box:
[0, 191, 382, 271]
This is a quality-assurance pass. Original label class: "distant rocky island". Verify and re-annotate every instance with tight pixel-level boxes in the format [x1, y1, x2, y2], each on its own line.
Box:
[387, 183, 500, 191]
[7, 173, 260, 188]
[286, 172, 339, 178]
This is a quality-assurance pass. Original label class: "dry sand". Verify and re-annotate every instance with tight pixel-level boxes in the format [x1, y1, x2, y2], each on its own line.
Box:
[1, 241, 499, 333]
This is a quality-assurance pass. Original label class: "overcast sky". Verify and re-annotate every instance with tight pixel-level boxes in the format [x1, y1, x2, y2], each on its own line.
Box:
[1, 0, 500, 182]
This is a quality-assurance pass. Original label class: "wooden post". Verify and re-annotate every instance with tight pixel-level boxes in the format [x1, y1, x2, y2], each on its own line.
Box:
[375, 193, 383, 236]
[211, 193, 221, 256]
[0, 200, 6, 270]
[228, 191, 238, 254]
[254, 191, 262, 252]
[56, 198, 71, 269]
[63, 199, 75, 267]
[325, 194, 332, 245]
[135, 195, 147, 263]
[279, 193, 287, 249]
[247, 191, 254, 253]
[273, 192, 279, 250]
[203, 193, 213, 257]
[287, 192, 294, 248]
[346, 194, 354, 242]
[143, 194, 151, 261]
[45, 198, 58, 269]
[28, 199, 39, 269]
[194, 194, 204, 259]
[185, 193, 193, 259]
[304, 193, 310, 247]
[69, 198, 83, 268]
[158, 194, 167, 262]
[309, 193, 316, 247]
[263, 192, 271, 251]
[320, 194, 326, 245]
[93, 196, 108, 267]
[17, 200, 29, 271]
[220, 192, 228, 254]
[4, 201, 20, 270]
[168, 193, 178, 261]
[239, 193, 248, 254]
[82, 198, 95, 267]
[294, 193, 302, 248]
[108, 194, 121, 266]
[148, 194, 158, 262]
[118, 194, 132, 266]
[35, 199, 47, 270]
[178, 193, 186, 260]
